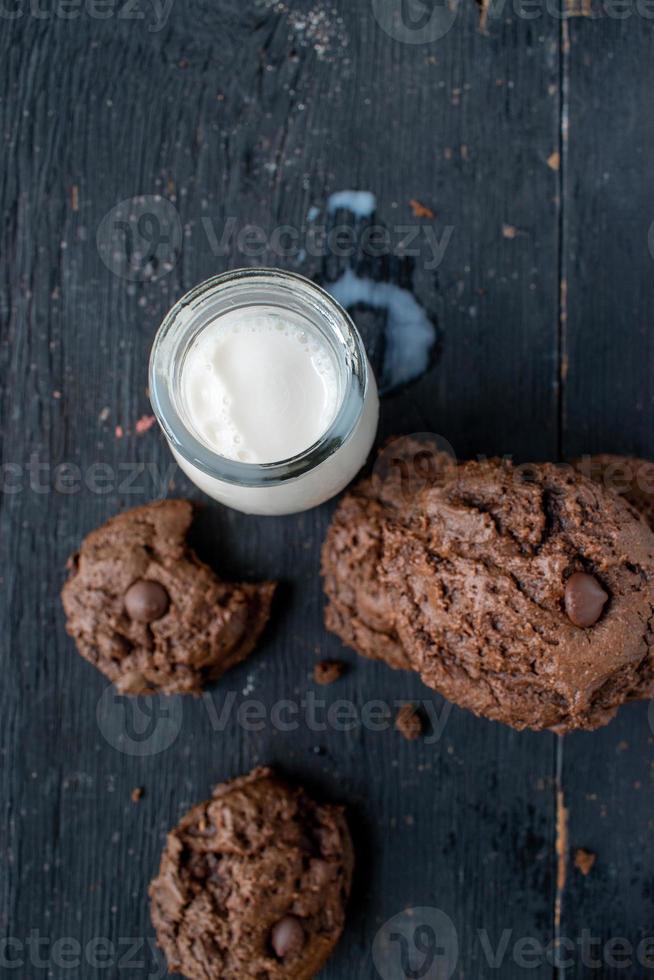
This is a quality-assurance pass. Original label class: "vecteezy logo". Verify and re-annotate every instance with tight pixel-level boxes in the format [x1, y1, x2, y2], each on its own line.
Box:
[371, 0, 459, 43]
[372, 907, 459, 980]
[96, 195, 182, 282]
[96, 685, 183, 756]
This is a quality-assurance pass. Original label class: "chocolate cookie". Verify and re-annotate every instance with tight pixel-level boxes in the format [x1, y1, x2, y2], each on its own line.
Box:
[324, 453, 654, 732]
[61, 500, 275, 695]
[321, 437, 455, 672]
[382, 460, 654, 732]
[149, 767, 353, 980]
[574, 454, 654, 530]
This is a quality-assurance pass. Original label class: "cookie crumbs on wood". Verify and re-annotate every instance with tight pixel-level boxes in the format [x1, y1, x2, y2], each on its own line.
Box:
[409, 199, 435, 220]
[313, 660, 346, 686]
[566, 0, 592, 15]
[547, 151, 561, 171]
[135, 414, 156, 435]
[574, 848, 596, 875]
[476, 0, 490, 31]
[395, 704, 424, 741]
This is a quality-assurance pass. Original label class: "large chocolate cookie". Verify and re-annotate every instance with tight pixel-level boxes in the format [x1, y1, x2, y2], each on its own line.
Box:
[323, 453, 654, 732]
[149, 767, 353, 980]
[61, 500, 275, 695]
[574, 454, 654, 530]
[321, 437, 455, 672]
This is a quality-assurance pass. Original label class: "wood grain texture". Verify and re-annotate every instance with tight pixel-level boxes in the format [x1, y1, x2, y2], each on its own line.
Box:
[558, 16, 654, 979]
[0, 1, 651, 978]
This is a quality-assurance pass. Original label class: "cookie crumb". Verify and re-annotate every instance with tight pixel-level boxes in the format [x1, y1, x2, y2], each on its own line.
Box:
[566, 0, 592, 15]
[409, 199, 435, 219]
[547, 151, 561, 171]
[395, 704, 424, 741]
[131, 787, 144, 803]
[574, 848, 596, 876]
[135, 414, 156, 435]
[313, 660, 346, 686]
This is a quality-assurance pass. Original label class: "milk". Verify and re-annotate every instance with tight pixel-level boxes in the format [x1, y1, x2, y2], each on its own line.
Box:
[181, 309, 340, 464]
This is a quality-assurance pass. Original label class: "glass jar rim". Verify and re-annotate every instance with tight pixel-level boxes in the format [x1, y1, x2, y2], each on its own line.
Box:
[149, 268, 369, 488]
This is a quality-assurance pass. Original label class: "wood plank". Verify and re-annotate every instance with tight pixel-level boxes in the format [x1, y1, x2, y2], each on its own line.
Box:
[559, 17, 654, 977]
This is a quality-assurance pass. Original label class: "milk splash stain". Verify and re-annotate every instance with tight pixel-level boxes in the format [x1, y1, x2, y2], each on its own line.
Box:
[327, 269, 436, 394]
[326, 190, 377, 219]
[319, 190, 437, 394]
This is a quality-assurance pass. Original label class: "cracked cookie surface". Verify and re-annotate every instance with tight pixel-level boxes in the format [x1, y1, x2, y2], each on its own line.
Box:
[149, 767, 353, 980]
[382, 460, 654, 731]
[321, 437, 454, 672]
[574, 454, 654, 530]
[61, 500, 276, 695]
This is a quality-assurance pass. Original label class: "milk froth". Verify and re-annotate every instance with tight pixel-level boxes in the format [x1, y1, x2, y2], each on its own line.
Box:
[181, 309, 340, 464]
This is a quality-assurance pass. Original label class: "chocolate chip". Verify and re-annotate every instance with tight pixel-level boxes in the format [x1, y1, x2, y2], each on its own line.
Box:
[271, 916, 305, 959]
[124, 579, 170, 623]
[565, 572, 608, 628]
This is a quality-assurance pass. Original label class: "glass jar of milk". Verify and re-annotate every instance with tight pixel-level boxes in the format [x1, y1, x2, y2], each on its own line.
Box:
[149, 269, 379, 516]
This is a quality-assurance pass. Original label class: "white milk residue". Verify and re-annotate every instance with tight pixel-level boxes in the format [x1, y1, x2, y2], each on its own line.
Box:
[327, 269, 436, 392]
[181, 309, 340, 465]
[326, 190, 377, 218]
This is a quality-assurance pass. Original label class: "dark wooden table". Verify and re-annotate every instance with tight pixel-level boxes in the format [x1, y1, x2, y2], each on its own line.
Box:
[2, 2, 654, 977]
